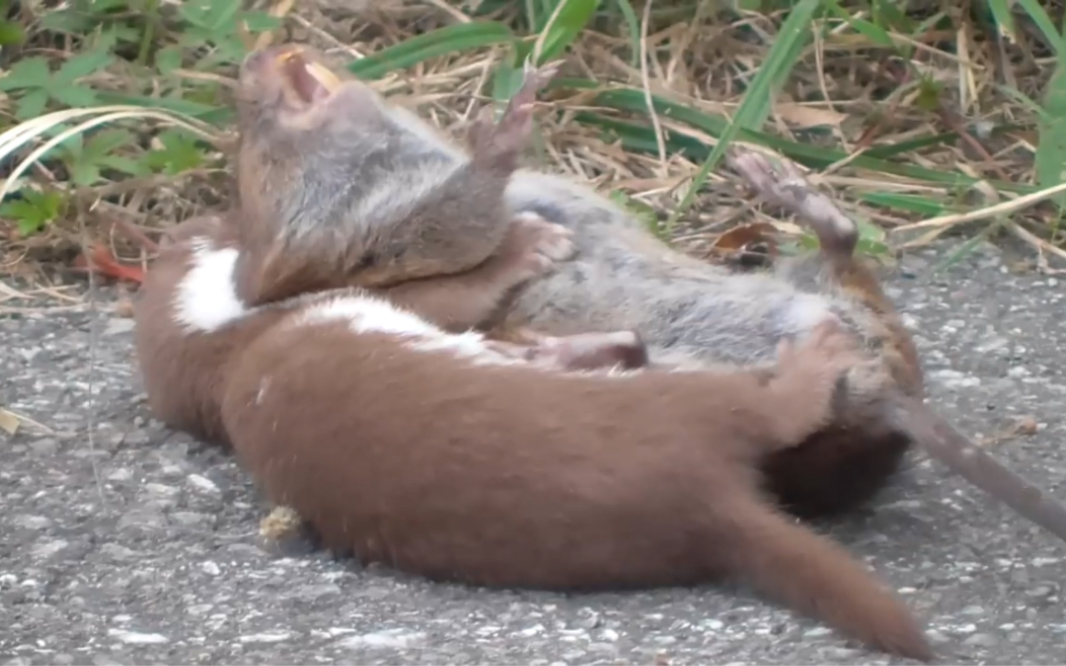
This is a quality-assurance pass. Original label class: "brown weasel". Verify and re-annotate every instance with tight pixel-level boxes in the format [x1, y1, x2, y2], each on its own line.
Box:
[239, 46, 1066, 541]
[216, 279, 934, 661]
[133, 214, 649, 446]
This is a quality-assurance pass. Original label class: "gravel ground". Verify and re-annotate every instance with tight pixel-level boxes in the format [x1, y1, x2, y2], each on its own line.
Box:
[2, 239, 1065, 665]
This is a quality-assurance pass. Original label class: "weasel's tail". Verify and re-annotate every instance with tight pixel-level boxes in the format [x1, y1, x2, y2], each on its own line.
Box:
[717, 497, 934, 661]
[889, 396, 1066, 545]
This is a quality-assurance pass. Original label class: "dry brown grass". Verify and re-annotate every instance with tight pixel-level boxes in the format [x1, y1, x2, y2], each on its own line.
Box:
[3, 0, 1066, 302]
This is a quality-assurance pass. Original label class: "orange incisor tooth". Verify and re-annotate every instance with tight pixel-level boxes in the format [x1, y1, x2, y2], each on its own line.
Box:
[303, 59, 341, 92]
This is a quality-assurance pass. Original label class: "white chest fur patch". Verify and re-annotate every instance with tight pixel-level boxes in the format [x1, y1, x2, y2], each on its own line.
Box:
[172, 240, 247, 333]
[294, 294, 517, 364]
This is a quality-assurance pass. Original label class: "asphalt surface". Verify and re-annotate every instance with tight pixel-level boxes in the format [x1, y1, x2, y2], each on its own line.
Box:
[2, 238, 1065, 665]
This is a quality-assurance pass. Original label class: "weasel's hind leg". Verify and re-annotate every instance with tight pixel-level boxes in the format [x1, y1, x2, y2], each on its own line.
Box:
[709, 494, 934, 661]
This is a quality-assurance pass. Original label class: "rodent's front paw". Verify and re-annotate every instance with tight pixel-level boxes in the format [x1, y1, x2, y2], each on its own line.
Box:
[501, 212, 576, 280]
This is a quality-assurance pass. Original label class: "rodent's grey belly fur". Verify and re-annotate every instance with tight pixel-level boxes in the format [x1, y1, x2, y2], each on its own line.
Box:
[503, 170, 846, 368]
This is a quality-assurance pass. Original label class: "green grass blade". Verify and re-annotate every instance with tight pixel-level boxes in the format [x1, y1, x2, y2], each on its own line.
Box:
[666, 0, 823, 231]
[532, 0, 601, 64]
[581, 86, 1039, 195]
[347, 22, 518, 80]
[1036, 45, 1066, 208]
[1014, 0, 1064, 56]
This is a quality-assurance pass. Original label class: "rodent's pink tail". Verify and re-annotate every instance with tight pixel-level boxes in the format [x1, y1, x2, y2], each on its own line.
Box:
[715, 497, 934, 661]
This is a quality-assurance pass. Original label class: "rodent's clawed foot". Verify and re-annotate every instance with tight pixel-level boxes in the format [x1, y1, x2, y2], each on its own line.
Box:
[768, 318, 864, 443]
[467, 61, 561, 172]
[494, 212, 576, 285]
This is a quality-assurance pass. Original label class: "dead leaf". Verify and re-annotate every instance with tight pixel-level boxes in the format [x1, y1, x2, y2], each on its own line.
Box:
[774, 103, 848, 129]
[72, 244, 145, 284]
[1014, 415, 1039, 436]
[112, 298, 135, 318]
[0, 407, 21, 436]
[709, 222, 780, 256]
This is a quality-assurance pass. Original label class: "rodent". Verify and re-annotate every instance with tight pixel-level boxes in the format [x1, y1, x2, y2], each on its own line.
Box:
[237, 45, 1066, 542]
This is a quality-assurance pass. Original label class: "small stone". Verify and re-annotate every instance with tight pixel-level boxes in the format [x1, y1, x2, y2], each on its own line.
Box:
[29, 438, 59, 456]
[963, 632, 998, 647]
[107, 468, 133, 482]
[105, 318, 136, 335]
[186, 474, 220, 495]
[100, 543, 139, 562]
[960, 605, 985, 615]
[185, 604, 214, 616]
[118, 508, 166, 531]
[926, 629, 950, 645]
[107, 628, 169, 644]
[288, 583, 340, 601]
[238, 631, 293, 644]
[336, 629, 426, 650]
[171, 511, 215, 528]
[1028, 584, 1055, 598]
[144, 482, 179, 497]
[201, 561, 221, 576]
[576, 611, 601, 630]
[32, 538, 68, 558]
[13, 514, 52, 530]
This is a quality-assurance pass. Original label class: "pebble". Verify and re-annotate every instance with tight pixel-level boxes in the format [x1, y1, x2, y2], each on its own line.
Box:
[963, 632, 999, 647]
[238, 631, 293, 644]
[171, 511, 216, 527]
[336, 629, 426, 650]
[186, 474, 220, 494]
[144, 482, 179, 497]
[29, 438, 59, 456]
[107, 467, 133, 482]
[31, 538, 68, 559]
[287, 583, 341, 601]
[104, 318, 136, 335]
[12, 514, 53, 530]
[107, 628, 169, 644]
[100, 543, 139, 562]
[117, 508, 166, 531]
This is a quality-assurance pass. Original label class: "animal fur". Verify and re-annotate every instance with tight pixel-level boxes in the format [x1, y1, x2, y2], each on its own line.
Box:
[238, 46, 1066, 539]
[129, 46, 940, 660]
[133, 209, 933, 660]
[134, 214, 653, 445]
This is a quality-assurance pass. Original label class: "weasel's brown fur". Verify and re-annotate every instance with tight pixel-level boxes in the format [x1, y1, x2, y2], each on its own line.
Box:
[218, 282, 931, 661]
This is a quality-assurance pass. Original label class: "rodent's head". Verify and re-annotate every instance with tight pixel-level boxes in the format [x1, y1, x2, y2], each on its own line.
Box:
[233, 45, 387, 231]
[230, 43, 516, 305]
